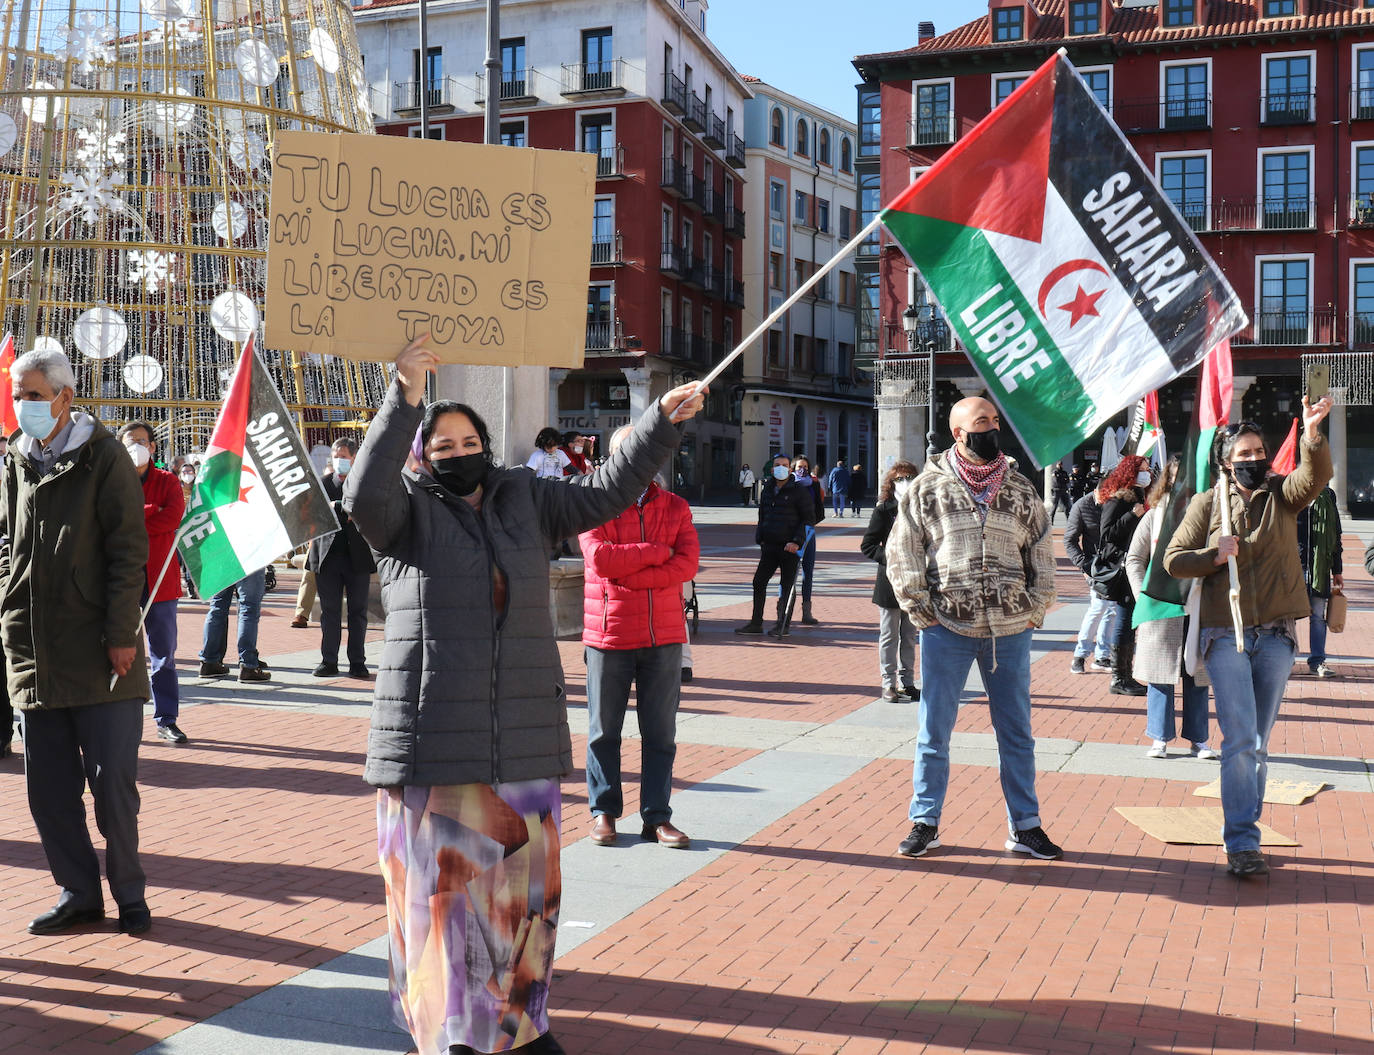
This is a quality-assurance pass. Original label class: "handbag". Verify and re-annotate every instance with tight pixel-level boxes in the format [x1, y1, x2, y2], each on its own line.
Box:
[1326, 589, 1347, 634]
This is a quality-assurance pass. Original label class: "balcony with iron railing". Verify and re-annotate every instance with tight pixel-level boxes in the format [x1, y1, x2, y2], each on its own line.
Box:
[585, 319, 619, 352]
[590, 230, 623, 266]
[660, 156, 686, 197]
[392, 78, 459, 116]
[683, 92, 707, 132]
[660, 241, 687, 275]
[906, 114, 956, 147]
[585, 142, 624, 179]
[1232, 308, 1338, 347]
[560, 59, 626, 96]
[1260, 90, 1315, 126]
[474, 67, 538, 105]
[680, 171, 703, 211]
[662, 71, 687, 115]
[702, 188, 725, 224]
[724, 205, 746, 239]
[1351, 85, 1374, 121]
[1112, 94, 1212, 133]
[885, 317, 957, 354]
[727, 132, 746, 168]
[1172, 197, 1315, 232]
[662, 325, 691, 359]
[726, 277, 745, 307]
[1352, 192, 1374, 228]
[705, 112, 726, 148]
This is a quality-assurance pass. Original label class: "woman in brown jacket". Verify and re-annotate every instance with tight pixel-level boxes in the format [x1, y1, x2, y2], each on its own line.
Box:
[1163, 395, 1333, 879]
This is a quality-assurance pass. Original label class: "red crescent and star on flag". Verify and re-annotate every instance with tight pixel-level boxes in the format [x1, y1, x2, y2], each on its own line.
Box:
[1037, 259, 1109, 328]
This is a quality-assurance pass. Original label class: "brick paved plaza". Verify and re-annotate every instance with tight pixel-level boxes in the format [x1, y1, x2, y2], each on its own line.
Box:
[1, 511, 1372, 1055]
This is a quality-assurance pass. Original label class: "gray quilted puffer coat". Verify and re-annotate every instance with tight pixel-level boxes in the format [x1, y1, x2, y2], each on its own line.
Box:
[345, 381, 681, 788]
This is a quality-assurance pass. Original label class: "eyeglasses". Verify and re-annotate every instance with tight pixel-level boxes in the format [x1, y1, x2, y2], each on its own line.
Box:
[1221, 421, 1263, 438]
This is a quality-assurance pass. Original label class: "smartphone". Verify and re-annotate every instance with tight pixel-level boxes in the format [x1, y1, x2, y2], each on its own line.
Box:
[1305, 363, 1330, 403]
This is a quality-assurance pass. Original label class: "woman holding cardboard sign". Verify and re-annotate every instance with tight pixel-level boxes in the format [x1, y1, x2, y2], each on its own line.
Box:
[345, 336, 704, 1055]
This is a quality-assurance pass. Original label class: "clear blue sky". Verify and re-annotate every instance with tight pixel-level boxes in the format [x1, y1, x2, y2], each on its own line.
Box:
[707, 0, 990, 119]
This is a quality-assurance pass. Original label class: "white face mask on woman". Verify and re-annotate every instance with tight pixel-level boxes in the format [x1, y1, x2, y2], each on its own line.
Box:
[894, 479, 911, 500]
[1136, 471, 1151, 487]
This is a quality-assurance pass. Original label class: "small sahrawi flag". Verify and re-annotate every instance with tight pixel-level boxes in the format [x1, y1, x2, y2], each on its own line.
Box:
[177, 335, 338, 598]
[1121, 390, 1163, 461]
[879, 52, 1246, 467]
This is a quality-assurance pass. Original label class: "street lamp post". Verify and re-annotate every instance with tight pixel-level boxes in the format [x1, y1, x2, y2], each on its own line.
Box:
[901, 307, 939, 463]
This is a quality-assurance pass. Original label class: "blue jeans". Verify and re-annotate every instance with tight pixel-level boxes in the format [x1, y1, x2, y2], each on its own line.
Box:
[1073, 592, 1118, 661]
[144, 599, 180, 725]
[1307, 595, 1327, 668]
[909, 623, 1041, 832]
[1145, 673, 1209, 743]
[831, 490, 847, 516]
[585, 643, 683, 826]
[200, 569, 267, 668]
[1201, 626, 1297, 853]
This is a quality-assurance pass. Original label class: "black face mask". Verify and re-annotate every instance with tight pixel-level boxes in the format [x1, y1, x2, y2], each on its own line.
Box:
[962, 427, 1001, 462]
[430, 452, 488, 496]
[1231, 459, 1270, 491]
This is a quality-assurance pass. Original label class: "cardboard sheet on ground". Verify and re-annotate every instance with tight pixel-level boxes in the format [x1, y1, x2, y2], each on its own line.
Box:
[265, 131, 595, 366]
[1193, 779, 1328, 805]
[1113, 806, 1298, 846]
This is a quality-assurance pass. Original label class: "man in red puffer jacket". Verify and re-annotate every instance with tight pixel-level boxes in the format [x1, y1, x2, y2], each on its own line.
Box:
[580, 425, 700, 850]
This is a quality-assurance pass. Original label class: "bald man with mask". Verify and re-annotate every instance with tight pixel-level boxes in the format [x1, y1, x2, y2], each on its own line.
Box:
[885, 396, 1060, 861]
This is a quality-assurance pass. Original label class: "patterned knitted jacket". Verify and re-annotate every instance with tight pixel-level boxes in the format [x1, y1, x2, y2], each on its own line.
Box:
[885, 451, 1056, 638]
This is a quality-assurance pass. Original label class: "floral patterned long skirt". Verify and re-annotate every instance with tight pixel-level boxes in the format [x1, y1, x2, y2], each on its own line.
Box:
[377, 780, 562, 1054]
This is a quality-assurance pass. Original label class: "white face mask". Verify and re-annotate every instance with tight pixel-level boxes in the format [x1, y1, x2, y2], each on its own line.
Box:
[1136, 471, 1151, 487]
[333, 456, 352, 476]
[894, 479, 911, 500]
[180, 470, 195, 483]
[126, 443, 151, 468]
[573, 443, 584, 454]
[773, 464, 790, 481]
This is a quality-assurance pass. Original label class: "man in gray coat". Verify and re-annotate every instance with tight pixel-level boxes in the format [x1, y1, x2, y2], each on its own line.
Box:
[0, 350, 152, 935]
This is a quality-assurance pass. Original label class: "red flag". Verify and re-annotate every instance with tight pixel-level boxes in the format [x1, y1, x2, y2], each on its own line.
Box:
[0, 333, 16, 435]
[1271, 417, 1300, 475]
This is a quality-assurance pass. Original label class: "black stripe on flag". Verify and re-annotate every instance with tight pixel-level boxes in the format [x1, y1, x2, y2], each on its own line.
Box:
[244, 351, 339, 547]
[1048, 68, 1238, 370]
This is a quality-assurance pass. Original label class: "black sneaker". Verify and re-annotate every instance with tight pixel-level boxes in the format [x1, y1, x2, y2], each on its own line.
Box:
[1006, 826, 1063, 859]
[1109, 678, 1148, 697]
[766, 623, 790, 638]
[901, 684, 920, 702]
[313, 662, 340, 678]
[1226, 850, 1269, 877]
[734, 622, 764, 635]
[156, 723, 189, 744]
[680, 667, 693, 683]
[897, 822, 940, 858]
[1070, 656, 1086, 674]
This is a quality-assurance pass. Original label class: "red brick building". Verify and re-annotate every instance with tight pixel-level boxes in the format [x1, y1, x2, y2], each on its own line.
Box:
[856, 0, 1374, 507]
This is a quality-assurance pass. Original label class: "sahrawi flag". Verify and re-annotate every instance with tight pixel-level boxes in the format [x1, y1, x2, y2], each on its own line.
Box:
[177, 335, 337, 598]
[1121, 390, 1164, 463]
[879, 52, 1247, 467]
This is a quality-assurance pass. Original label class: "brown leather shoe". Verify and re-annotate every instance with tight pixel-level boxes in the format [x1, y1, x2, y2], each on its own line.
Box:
[290, 616, 308, 628]
[642, 821, 690, 849]
[590, 815, 618, 845]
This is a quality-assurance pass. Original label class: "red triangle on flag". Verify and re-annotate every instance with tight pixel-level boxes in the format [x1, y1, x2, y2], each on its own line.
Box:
[205, 334, 255, 460]
[0, 334, 17, 435]
[1271, 417, 1299, 475]
[883, 55, 1056, 243]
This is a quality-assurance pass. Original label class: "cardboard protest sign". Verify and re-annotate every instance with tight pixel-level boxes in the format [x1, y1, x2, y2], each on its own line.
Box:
[265, 131, 595, 366]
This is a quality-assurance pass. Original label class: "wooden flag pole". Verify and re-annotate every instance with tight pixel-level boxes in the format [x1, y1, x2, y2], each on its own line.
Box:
[1215, 471, 1245, 652]
[692, 213, 886, 395]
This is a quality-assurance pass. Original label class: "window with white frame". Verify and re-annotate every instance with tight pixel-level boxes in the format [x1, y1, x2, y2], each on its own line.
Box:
[1356, 46, 1374, 118]
[1256, 257, 1311, 344]
[993, 74, 1028, 108]
[1354, 144, 1374, 225]
[769, 180, 785, 219]
[591, 197, 614, 263]
[913, 80, 953, 145]
[1157, 152, 1209, 231]
[1078, 67, 1111, 109]
[1353, 261, 1374, 343]
[1162, 60, 1210, 128]
[1260, 148, 1313, 229]
[1262, 53, 1314, 124]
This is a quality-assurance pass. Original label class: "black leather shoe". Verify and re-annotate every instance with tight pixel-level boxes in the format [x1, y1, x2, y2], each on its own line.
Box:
[239, 666, 272, 683]
[198, 661, 230, 678]
[313, 662, 340, 678]
[156, 723, 189, 744]
[28, 901, 105, 935]
[348, 664, 370, 678]
[118, 903, 152, 935]
[680, 667, 693, 683]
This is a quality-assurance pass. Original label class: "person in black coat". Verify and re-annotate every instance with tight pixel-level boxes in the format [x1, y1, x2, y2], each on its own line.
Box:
[848, 464, 867, 518]
[309, 437, 378, 678]
[737, 453, 815, 638]
[1093, 456, 1150, 696]
[861, 461, 920, 701]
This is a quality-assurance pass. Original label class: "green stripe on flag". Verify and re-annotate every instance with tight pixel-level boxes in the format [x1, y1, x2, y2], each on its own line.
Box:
[1195, 425, 1218, 495]
[177, 509, 249, 599]
[193, 448, 242, 513]
[881, 210, 1096, 466]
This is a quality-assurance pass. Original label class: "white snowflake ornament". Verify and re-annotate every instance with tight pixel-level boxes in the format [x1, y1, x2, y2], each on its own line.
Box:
[61, 13, 115, 75]
[75, 127, 128, 168]
[127, 249, 173, 292]
[60, 167, 118, 224]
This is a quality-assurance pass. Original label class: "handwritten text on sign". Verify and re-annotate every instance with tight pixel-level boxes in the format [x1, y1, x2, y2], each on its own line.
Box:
[265, 131, 595, 367]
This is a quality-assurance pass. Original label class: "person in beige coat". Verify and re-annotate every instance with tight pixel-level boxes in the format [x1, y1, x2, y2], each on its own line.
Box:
[1124, 456, 1215, 761]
